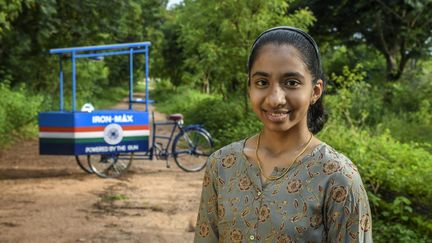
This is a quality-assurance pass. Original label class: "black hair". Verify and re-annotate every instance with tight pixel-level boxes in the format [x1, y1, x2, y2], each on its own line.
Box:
[247, 26, 327, 134]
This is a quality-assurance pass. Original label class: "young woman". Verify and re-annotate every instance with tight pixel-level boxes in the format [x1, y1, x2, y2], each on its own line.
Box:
[194, 27, 372, 242]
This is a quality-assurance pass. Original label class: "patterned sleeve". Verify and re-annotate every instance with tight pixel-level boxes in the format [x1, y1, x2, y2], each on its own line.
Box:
[194, 156, 219, 243]
[324, 164, 373, 242]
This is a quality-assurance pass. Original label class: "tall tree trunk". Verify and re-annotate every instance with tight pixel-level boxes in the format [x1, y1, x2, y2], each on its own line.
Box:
[384, 52, 398, 81]
[203, 72, 210, 94]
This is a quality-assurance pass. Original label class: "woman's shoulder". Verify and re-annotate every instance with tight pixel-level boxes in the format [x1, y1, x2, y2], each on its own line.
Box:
[315, 143, 357, 166]
[212, 139, 245, 154]
[311, 143, 364, 187]
[207, 139, 246, 169]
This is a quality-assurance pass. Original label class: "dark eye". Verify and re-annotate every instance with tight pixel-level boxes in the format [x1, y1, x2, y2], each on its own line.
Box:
[255, 79, 269, 87]
[282, 79, 300, 87]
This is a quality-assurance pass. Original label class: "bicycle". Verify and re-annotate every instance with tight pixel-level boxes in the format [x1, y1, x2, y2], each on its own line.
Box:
[75, 112, 214, 178]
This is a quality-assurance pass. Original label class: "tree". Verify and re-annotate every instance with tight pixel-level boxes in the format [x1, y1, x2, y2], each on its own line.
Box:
[162, 0, 316, 96]
[0, 0, 167, 91]
[293, 0, 432, 81]
[0, 0, 33, 35]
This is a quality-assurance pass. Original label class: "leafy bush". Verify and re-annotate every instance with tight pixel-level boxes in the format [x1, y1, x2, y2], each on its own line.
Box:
[320, 122, 432, 206]
[380, 71, 432, 146]
[376, 112, 432, 149]
[150, 85, 217, 118]
[387, 60, 432, 115]
[185, 98, 262, 147]
[369, 194, 432, 242]
[327, 64, 384, 128]
[322, 45, 386, 85]
[326, 64, 432, 148]
[373, 219, 430, 243]
[0, 82, 43, 146]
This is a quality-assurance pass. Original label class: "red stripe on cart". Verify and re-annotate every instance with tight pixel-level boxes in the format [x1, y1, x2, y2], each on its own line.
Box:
[39, 126, 104, 132]
[122, 125, 149, 130]
[39, 125, 149, 132]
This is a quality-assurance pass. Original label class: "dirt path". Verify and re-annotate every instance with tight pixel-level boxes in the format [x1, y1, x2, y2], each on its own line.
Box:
[0, 97, 204, 242]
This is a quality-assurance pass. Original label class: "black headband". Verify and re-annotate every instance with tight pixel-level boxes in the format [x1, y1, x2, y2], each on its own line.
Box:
[251, 26, 322, 72]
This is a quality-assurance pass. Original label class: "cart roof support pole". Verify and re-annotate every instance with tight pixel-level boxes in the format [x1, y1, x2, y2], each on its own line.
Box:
[72, 51, 76, 111]
[129, 48, 134, 110]
[59, 57, 64, 111]
[145, 45, 149, 112]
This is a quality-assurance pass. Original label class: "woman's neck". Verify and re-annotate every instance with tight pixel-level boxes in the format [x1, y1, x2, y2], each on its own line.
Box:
[260, 125, 311, 156]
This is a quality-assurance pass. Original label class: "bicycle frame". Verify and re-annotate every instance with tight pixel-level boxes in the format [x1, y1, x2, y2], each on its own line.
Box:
[129, 112, 177, 164]
[154, 120, 179, 165]
[131, 111, 208, 168]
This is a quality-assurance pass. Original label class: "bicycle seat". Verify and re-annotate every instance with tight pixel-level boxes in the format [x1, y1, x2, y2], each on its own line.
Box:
[168, 113, 184, 121]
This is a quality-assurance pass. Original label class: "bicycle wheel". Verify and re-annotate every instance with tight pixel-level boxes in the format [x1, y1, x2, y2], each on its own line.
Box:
[75, 155, 93, 174]
[88, 153, 133, 178]
[172, 128, 214, 172]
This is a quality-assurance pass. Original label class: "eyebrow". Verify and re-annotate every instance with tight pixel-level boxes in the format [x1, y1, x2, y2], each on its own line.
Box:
[251, 71, 305, 79]
[251, 71, 269, 77]
[282, 71, 305, 79]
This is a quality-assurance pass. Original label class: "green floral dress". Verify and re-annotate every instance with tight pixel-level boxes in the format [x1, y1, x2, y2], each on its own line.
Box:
[194, 140, 372, 243]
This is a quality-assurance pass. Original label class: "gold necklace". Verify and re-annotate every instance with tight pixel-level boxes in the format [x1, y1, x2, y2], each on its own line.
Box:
[256, 132, 313, 181]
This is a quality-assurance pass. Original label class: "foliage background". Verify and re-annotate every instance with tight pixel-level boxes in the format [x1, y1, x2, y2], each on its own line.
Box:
[1, 0, 431, 241]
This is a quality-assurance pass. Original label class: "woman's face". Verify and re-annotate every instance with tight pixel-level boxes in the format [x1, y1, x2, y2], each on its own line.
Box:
[248, 44, 322, 133]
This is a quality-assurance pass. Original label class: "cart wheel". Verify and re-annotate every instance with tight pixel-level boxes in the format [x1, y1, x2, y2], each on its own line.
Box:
[87, 153, 133, 178]
[172, 128, 214, 172]
[75, 155, 93, 174]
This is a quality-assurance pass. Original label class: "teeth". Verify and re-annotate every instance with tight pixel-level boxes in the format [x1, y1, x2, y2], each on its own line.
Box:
[265, 111, 289, 122]
[269, 112, 285, 116]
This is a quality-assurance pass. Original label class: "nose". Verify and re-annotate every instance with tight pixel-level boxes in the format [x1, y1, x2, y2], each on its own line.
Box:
[266, 84, 286, 108]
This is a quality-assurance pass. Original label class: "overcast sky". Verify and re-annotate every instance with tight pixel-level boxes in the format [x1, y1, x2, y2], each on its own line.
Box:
[167, 0, 183, 9]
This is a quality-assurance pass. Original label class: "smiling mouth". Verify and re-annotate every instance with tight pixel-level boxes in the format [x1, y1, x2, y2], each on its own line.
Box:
[263, 109, 291, 122]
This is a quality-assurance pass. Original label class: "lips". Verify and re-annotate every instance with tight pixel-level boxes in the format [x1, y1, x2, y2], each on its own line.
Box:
[263, 109, 291, 122]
